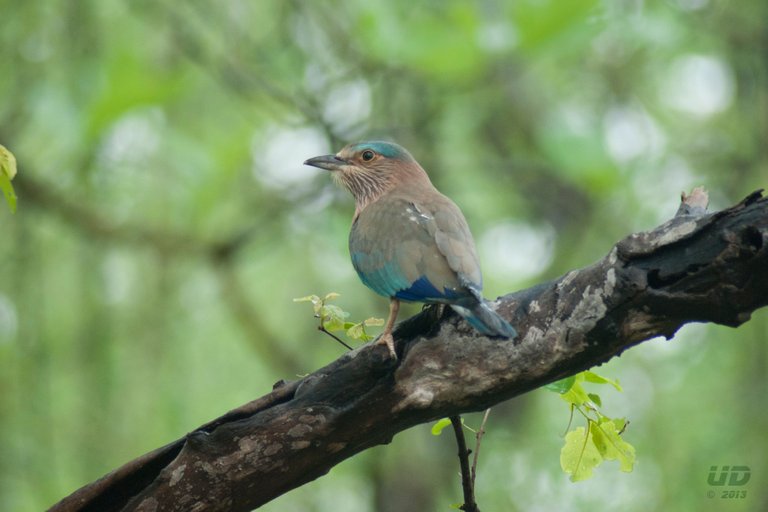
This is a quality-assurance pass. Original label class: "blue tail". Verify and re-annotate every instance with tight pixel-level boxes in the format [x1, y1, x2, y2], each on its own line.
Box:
[451, 300, 517, 339]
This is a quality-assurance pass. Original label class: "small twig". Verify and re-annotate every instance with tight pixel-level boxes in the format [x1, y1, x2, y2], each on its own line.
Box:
[318, 325, 353, 351]
[470, 408, 491, 489]
[450, 415, 479, 512]
[561, 403, 575, 437]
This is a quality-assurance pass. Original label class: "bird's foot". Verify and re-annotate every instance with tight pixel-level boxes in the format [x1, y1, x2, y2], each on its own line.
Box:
[375, 332, 397, 359]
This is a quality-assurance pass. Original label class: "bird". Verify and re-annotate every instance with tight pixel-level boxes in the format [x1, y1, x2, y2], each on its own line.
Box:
[304, 141, 516, 358]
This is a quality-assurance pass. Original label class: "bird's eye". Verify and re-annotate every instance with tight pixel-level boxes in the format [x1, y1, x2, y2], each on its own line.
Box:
[361, 150, 375, 162]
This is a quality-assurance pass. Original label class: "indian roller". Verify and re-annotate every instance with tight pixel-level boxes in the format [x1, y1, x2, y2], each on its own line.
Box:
[304, 141, 516, 357]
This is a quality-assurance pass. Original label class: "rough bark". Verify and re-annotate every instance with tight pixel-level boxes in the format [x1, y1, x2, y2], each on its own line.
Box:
[50, 190, 768, 512]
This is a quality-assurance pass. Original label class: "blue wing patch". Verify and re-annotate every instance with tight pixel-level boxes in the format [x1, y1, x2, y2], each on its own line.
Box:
[352, 252, 465, 302]
[352, 252, 410, 297]
[394, 276, 443, 301]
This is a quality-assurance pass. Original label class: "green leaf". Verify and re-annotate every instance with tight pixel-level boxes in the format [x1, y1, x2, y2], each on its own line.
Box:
[550, 370, 622, 406]
[0, 144, 18, 214]
[431, 418, 453, 436]
[560, 418, 636, 483]
[320, 304, 349, 331]
[592, 418, 635, 472]
[346, 317, 385, 341]
[583, 370, 622, 391]
[362, 317, 384, 327]
[559, 381, 591, 406]
[611, 417, 628, 434]
[293, 294, 322, 315]
[544, 375, 576, 394]
[345, 321, 367, 341]
[293, 294, 320, 304]
[0, 176, 16, 214]
[560, 425, 601, 482]
[323, 292, 341, 301]
[0, 145, 17, 180]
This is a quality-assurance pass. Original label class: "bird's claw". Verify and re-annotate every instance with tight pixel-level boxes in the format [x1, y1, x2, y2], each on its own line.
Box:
[375, 332, 397, 359]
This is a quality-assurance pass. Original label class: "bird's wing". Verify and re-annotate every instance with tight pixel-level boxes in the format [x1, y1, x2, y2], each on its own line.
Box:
[417, 194, 483, 292]
[349, 193, 482, 302]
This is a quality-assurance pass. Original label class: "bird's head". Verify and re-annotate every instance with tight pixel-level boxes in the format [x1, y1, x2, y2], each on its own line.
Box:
[304, 141, 430, 212]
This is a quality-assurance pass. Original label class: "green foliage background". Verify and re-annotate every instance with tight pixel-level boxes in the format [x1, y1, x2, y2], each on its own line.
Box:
[1, 1, 766, 510]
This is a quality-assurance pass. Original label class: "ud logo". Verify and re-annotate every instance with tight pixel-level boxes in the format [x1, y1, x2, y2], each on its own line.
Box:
[707, 465, 751, 486]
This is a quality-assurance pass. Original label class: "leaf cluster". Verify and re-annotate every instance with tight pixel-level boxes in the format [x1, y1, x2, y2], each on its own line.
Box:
[546, 371, 636, 482]
[294, 293, 384, 343]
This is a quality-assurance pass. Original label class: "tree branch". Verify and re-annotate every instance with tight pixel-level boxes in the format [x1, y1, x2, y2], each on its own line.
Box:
[450, 416, 479, 512]
[14, 170, 305, 373]
[471, 408, 491, 490]
[14, 173, 246, 258]
[50, 190, 768, 512]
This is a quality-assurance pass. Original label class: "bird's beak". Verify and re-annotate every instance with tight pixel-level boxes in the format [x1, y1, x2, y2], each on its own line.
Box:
[303, 154, 347, 171]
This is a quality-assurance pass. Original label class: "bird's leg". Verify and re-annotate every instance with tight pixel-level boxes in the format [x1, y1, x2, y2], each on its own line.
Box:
[375, 298, 400, 358]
